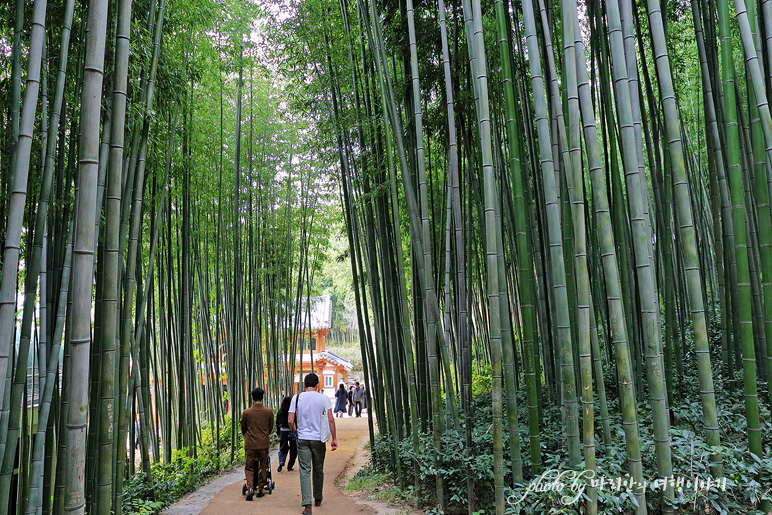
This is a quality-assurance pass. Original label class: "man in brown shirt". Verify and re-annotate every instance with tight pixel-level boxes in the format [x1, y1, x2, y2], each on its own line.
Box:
[240, 387, 274, 500]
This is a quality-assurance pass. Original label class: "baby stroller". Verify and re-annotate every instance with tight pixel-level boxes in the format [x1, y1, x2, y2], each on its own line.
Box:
[242, 456, 275, 496]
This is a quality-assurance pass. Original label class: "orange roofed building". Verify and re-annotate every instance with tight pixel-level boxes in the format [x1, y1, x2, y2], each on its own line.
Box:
[290, 294, 352, 402]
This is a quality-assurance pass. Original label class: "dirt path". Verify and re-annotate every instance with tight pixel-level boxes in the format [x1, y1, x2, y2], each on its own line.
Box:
[166, 416, 378, 515]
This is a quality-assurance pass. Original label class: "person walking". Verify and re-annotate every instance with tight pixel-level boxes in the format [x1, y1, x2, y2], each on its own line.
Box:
[289, 373, 338, 515]
[276, 395, 297, 472]
[347, 385, 354, 417]
[352, 381, 364, 417]
[240, 387, 273, 500]
[334, 383, 347, 418]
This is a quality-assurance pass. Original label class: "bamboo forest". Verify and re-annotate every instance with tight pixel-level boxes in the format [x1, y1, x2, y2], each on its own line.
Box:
[2, 0, 772, 511]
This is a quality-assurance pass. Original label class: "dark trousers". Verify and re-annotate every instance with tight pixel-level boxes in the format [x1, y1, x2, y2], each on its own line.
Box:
[347, 402, 353, 416]
[354, 400, 362, 417]
[278, 431, 297, 469]
[245, 448, 269, 490]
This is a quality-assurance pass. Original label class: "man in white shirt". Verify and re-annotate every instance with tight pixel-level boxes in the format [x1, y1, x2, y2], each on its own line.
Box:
[289, 373, 338, 514]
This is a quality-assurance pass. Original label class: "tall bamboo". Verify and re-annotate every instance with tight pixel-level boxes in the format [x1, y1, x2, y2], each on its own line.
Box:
[644, 0, 723, 478]
[461, 0, 505, 507]
[718, 0, 763, 463]
[404, 0, 445, 502]
[559, 2, 596, 511]
[733, 0, 772, 412]
[95, 0, 133, 509]
[493, 0, 542, 474]
[572, 6, 645, 511]
[605, 0, 675, 508]
[63, 0, 110, 510]
[522, 0, 582, 471]
[0, 0, 49, 425]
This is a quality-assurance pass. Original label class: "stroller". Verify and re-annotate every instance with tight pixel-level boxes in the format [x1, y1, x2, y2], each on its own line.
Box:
[242, 456, 275, 496]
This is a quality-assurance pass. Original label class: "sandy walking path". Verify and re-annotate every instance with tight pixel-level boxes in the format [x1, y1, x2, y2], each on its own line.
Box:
[169, 415, 376, 515]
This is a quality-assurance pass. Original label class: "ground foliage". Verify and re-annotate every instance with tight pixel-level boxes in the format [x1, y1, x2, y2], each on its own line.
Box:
[120, 418, 256, 514]
[369, 316, 772, 514]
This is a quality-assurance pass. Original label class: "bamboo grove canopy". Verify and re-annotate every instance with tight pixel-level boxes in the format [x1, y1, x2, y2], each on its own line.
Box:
[1, 0, 772, 512]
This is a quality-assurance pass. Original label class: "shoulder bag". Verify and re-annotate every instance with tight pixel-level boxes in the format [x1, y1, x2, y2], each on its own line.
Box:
[320, 395, 331, 443]
[289, 393, 300, 441]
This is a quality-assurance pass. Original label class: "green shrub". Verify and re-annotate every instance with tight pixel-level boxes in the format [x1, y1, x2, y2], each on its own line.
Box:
[368, 371, 772, 515]
[122, 418, 243, 514]
[472, 364, 492, 396]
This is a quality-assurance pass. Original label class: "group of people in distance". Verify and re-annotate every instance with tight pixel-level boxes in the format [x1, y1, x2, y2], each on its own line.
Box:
[333, 381, 365, 418]
[239, 373, 366, 514]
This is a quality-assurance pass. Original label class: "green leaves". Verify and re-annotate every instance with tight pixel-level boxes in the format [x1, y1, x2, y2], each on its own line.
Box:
[121, 420, 242, 511]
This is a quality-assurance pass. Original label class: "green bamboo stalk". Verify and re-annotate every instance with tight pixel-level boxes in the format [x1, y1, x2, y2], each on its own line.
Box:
[621, 0, 657, 291]
[460, 0, 507, 507]
[605, 0, 675, 509]
[27, 227, 73, 515]
[718, 0, 763, 464]
[63, 0, 110, 509]
[559, 2, 596, 511]
[495, 200, 523, 482]
[588, 292, 612, 447]
[366, 0, 451, 500]
[645, 0, 724, 478]
[0, 0, 49, 432]
[535, 0, 585, 470]
[494, 0, 542, 474]
[574, 10, 646, 505]
[7, 0, 23, 191]
[743, 0, 772, 396]
[374, 0, 422, 494]
[95, 0, 133, 509]
[522, 0, 582, 472]
[435, 0, 475, 501]
[734, 0, 772, 412]
[403, 0, 445, 502]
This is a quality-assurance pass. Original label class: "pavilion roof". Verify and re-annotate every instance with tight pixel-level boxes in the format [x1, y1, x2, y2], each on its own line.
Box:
[291, 293, 333, 331]
[316, 350, 353, 372]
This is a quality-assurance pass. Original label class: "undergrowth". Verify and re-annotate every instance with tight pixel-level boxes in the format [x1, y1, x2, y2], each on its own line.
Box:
[367, 313, 772, 514]
[121, 417, 245, 515]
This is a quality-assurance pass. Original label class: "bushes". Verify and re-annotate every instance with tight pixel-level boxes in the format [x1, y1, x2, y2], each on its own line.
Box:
[368, 373, 772, 514]
[122, 418, 244, 514]
[370, 420, 500, 509]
